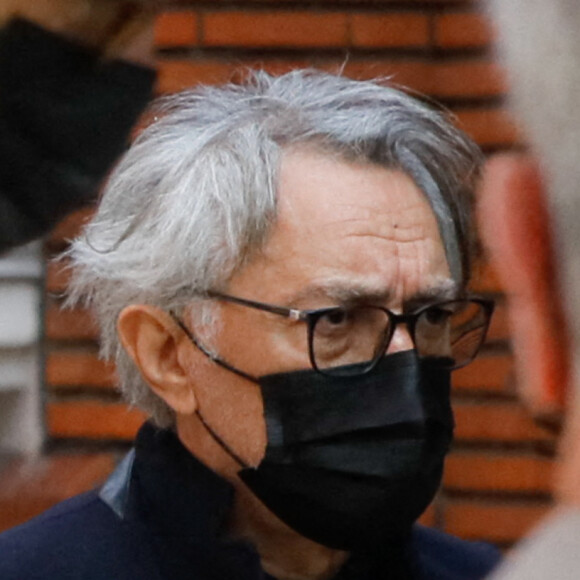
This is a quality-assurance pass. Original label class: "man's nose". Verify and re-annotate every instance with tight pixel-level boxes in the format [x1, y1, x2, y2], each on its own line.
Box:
[386, 325, 414, 354]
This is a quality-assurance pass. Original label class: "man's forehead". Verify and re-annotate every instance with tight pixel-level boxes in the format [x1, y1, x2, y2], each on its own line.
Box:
[274, 147, 463, 288]
[228, 146, 452, 306]
[275, 149, 434, 233]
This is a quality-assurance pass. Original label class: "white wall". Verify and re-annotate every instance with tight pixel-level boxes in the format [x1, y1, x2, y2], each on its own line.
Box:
[0, 243, 44, 454]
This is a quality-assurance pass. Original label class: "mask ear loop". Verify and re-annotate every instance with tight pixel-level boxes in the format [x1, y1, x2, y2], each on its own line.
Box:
[169, 311, 258, 382]
[169, 311, 254, 470]
[195, 410, 250, 470]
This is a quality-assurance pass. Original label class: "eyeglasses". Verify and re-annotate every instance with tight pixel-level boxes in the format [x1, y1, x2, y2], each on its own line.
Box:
[207, 292, 494, 377]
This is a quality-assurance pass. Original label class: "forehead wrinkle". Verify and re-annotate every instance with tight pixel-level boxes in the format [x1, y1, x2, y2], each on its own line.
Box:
[344, 230, 438, 246]
[328, 204, 437, 243]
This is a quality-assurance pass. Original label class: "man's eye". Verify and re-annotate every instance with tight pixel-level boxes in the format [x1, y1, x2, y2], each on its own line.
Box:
[322, 309, 348, 326]
[423, 307, 452, 326]
[315, 309, 352, 337]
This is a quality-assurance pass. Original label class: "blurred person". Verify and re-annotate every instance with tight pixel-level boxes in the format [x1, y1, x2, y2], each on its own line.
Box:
[477, 1, 580, 578]
[0, 0, 157, 253]
[0, 69, 502, 579]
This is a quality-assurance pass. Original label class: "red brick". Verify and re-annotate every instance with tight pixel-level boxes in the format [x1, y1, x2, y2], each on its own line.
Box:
[155, 11, 198, 47]
[445, 500, 551, 543]
[223, 0, 470, 2]
[158, 58, 316, 93]
[46, 352, 117, 389]
[434, 12, 494, 48]
[455, 107, 522, 147]
[453, 355, 513, 394]
[47, 207, 94, 249]
[45, 305, 99, 342]
[470, 259, 505, 294]
[0, 453, 114, 503]
[46, 259, 71, 294]
[159, 58, 504, 106]
[454, 401, 554, 443]
[486, 301, 510, 342]
[444, 451, 554, 493]
[157, 60, 237, 92]
[339, 59, 504, 100]
[0, 453, 115, 532]
[432, 60, 506, 99]
[245, 59, 313, 76]
[202, 11, 348, 48]
[418, 502, 436, 527]
[160, 58, 435, 98]
[48, 401, 145, 440]
[351, 13, 429, 48]
[338, 60, 432, 95]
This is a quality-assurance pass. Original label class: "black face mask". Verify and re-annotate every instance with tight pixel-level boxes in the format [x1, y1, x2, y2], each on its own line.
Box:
[197, 349, 453, 552]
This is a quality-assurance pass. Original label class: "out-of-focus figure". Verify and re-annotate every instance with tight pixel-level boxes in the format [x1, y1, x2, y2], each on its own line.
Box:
[480, 2, 580, 578]
[0, 0, 157, 253]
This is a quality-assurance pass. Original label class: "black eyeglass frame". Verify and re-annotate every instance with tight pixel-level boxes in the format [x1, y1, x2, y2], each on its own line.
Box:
[206, 291, 495, 375]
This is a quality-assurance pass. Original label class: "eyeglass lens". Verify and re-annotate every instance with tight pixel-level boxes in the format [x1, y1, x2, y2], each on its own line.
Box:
[312, 300, 490, 376]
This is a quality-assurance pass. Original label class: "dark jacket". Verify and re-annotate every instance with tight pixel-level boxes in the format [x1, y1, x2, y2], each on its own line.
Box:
[0, 423, 501, 580]
[0, 18, 155, 253]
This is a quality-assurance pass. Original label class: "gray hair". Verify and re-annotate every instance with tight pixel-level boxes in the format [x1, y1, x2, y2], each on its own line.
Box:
[489, 1, 580, 377]
[66, 69, 482, 427]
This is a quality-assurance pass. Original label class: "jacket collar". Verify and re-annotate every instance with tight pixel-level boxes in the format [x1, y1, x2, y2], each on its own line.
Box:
[100, 423, 269, 580]
[100, 421, 235, 540]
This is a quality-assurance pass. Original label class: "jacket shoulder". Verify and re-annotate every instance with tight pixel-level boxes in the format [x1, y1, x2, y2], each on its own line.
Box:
[0, 491, 161, 580]
[413, 524, 502, 580]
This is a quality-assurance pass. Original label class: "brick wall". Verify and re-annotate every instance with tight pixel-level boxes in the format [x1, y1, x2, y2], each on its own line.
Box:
[2, 0, 553, 550]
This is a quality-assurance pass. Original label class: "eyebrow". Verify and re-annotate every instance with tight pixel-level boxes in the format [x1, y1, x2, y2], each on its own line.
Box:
[287, 278, 460, 310]
[403, 282, 461, 312]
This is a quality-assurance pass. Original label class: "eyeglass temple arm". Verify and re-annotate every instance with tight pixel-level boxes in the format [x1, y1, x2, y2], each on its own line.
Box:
[169, 311, 258, 382]
[207, 291, 305, 321]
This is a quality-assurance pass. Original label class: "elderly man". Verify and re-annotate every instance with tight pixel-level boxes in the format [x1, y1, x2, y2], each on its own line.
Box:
[0, 70, 500, 579]
[475, 2, 580, 580]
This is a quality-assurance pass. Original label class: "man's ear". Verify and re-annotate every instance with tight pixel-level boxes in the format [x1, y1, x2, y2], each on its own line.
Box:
[117, 305, 197, 415]
[478, 154, 570, 417]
